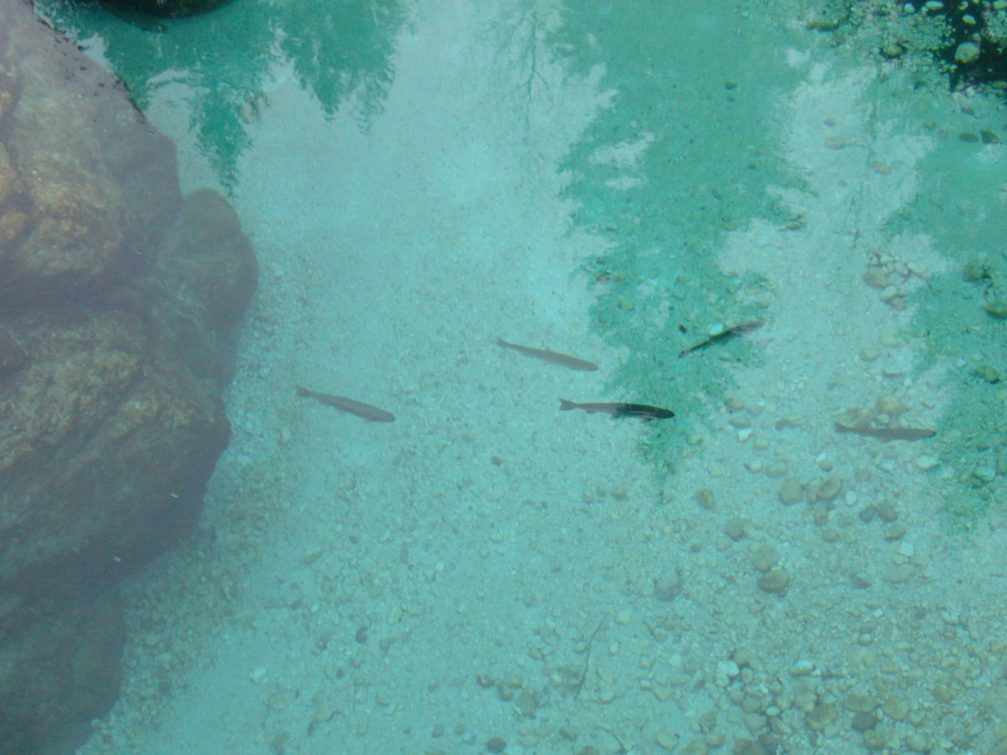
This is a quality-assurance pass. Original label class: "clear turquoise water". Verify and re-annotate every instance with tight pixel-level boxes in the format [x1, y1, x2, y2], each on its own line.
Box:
[37, 1, 1007, 752]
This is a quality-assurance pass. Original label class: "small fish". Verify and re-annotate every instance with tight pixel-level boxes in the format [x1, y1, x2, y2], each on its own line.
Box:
[834, 422, 934, 441]
[296, 386, 395, 422]
[559, 398, 674, 420]
[496, 338, 599, 371]
[679, 319, 764, 357]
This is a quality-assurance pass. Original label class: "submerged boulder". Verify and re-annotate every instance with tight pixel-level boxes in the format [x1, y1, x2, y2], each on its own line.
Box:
[0, 590, 126, 754]
[0, 307, 230, 593]
[0, 2, 179, 312]
[0, 0, 256, 750]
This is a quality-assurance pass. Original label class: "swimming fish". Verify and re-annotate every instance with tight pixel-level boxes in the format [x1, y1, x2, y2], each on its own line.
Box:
[496, 338, 599, 371]
[559, 399, 674, 420]
[296, 386, 395, 422]
[834, 422, 934, 441]
[679, 319, 764, 357]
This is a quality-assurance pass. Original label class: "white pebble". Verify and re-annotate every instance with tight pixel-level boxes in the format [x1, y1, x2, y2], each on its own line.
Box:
[715, 660, 740, 686]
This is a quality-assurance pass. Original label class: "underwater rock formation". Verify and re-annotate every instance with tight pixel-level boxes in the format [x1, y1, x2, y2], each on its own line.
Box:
[0, 0, 256, 751]
[0, 590, 126, 754]
[0, 308, 231, 592]
[0, 5, 179, 312]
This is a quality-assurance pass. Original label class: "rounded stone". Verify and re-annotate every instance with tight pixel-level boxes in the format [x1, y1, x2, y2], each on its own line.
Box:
[778, 480, 803, 505]
[750, 544, 780, 572]
[955, 41, 981, 65]
[851, 711, 877, 731]
[983, 299, 1007, 318]
[816, 476, 843, 502]
[884, 524, 906, 541]
[725, 518, 747, 541]
[883, 697, 909, 721]
[757, 567, 790, 593]
[805, 701, 837, 731]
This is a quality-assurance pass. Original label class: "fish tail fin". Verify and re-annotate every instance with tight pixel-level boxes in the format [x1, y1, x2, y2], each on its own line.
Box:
[559, 399, 576, 411]
[495, 337, 510, 348]
[296, 386, 310, 398]
[834, 422, 851, 433]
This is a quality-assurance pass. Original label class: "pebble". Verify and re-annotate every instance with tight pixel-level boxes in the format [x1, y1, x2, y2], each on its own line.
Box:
[750, 544, 779, 572]
[656, 733, 680, 751]
[877, 502, 899, 522]
[695, 488, 716, 509]
[816, 476, 843, 501]
[955, 41, 981, 65]
[915, 455, 939, 471]
[983, 299, 1007, 318]
[757, 567, 790, 593]
[851, 572, 872, 589]
[883, 697, 909, 721]
[884, 524, 906, 541]
[875, 394, 902, 415]
[680, 739, 709, 755]
[973, 465, 997, 482]
[851, 711, 878, 731]
[974, 364, 1000, 383]
[778, 479, 803, 505]
[725, 517, 747, 541]
[806, 701, 837, 731]
[250, 667, 267, 683]
[715, 660, 740, 687]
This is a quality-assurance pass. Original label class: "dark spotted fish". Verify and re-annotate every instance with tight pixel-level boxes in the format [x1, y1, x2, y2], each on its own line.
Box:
[496, 338, 598, 371]
[834, 422, 934, 441]
[679, 319, 764, 357]
[559, 398, 674, 420]
[296, 386, 395, 422]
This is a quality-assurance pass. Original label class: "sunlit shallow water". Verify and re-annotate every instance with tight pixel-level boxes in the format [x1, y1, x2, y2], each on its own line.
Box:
[33, 0, 1007, 752]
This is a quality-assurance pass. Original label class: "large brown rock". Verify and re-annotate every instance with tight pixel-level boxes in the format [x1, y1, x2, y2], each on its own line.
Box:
[149, 187, 259, 383]
[0, 307, 230, 594]
[0, 0, 257, 751]
[0, 0, 180, 312]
